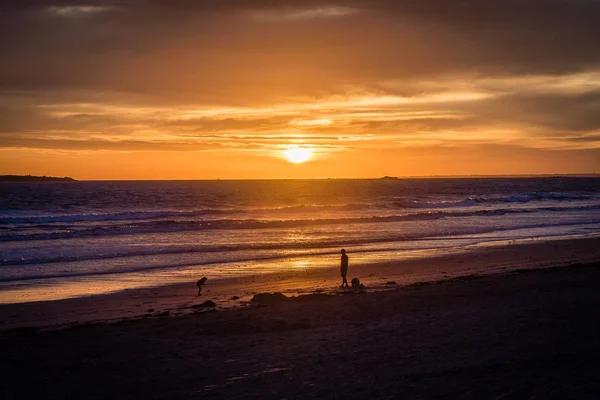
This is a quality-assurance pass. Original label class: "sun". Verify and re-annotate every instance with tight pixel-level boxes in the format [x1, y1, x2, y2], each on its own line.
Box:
[284, 146, 313, 164]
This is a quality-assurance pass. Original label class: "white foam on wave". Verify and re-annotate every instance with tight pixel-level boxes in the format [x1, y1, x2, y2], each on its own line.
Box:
[394, 192, 590, 209]
[2, 203, 600, 243]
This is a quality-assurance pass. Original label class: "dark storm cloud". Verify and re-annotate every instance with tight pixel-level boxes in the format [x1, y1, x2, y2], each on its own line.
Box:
[2, 0, 598, 82]
[3, 0, 598, 33]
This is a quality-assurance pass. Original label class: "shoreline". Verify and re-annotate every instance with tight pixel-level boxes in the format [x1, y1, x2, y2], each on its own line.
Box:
[2, 234, 600, 331]
[2, 252, 600, 398]
[3, 231, 599, 305]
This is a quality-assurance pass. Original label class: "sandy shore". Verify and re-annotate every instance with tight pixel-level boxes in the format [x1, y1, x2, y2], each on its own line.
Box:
[1, 237, 600, 399]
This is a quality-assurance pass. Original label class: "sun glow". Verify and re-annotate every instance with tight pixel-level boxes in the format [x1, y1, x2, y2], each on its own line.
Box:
[284, 146, 313, 164]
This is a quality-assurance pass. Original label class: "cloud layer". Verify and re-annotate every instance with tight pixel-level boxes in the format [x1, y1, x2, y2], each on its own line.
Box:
[1, 1, 599, 177]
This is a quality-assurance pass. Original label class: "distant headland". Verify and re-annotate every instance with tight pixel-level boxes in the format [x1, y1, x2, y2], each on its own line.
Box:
[379, 176, 400, 180]
[0, 175, 77, 182]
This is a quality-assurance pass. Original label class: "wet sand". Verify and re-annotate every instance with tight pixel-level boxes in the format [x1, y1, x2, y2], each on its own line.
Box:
[1, 237, 600, 399]
[1, 235, 599, 330]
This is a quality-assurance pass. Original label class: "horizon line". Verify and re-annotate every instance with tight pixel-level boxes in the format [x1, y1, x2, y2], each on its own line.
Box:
[5, 173, 599, 181]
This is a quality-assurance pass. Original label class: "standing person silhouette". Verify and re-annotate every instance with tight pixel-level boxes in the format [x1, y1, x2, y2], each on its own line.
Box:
[340, 249, 349, 288]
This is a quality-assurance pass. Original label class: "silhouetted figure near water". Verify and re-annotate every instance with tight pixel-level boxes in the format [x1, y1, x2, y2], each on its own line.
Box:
[340, 249, 349, 288]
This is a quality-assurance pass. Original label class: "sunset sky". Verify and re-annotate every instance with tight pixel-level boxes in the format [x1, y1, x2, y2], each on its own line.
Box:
[1, 0, 599, 179]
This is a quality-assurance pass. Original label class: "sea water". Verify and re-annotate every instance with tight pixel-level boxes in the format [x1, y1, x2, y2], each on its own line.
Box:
[1, 177, 600, 302]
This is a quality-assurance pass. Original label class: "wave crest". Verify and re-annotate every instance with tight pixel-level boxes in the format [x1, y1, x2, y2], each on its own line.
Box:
[2, 204, 599, 243]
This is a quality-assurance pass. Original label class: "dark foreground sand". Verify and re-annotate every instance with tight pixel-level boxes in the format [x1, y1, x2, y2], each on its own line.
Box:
[2, 239, 600, 399]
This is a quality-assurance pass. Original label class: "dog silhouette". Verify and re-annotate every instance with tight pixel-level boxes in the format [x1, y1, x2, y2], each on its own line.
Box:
[196, 277, 207, 296]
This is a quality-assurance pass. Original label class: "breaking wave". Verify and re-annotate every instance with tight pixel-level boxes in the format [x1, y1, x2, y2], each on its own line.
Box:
[2, 204, 599, 243]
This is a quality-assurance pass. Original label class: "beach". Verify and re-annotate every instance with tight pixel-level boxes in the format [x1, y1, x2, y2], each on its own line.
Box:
[2, 236, 600, 399]
[4, 0, 600, 397]
[3, 178, 600, 304]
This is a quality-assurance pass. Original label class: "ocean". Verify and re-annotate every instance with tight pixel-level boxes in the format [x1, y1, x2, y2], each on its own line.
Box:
[2, 177, 600, 303]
